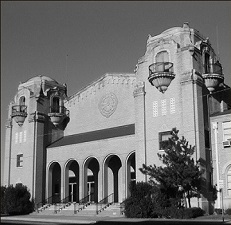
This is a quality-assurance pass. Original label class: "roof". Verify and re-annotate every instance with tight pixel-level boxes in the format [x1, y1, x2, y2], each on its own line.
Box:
[68, 73, 135, 101]
[210, 109, 231, 118]
[48, 124, 135, 148]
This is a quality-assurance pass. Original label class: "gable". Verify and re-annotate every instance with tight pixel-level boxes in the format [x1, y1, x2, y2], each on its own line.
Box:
[64, 73, 136, 136]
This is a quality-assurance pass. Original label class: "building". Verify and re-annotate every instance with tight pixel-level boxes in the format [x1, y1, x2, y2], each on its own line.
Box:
[3, 23, 231, 213]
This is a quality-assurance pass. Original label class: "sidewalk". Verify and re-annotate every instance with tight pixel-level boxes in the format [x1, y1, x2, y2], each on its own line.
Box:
[1, 214, 126, 224]
[1, 213, 231, 224]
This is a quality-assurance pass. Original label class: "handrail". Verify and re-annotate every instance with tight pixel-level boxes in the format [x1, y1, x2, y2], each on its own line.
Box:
[96, 193, 114, 214]
[119, 200, 125, 215]
[54, 194, 72, 213]
[74, 193, 94, 214]
[36, 195, 56, 213]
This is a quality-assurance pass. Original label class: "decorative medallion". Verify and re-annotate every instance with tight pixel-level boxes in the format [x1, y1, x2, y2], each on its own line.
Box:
[98, 93, 118, 118]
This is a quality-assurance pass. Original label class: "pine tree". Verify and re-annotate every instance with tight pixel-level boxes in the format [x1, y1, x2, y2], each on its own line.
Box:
[140, 128, 204, 208]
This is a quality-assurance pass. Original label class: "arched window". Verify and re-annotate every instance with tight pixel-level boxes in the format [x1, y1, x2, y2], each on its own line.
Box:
[51, 97, 60, 113]
[19, 96, 25, 106]
[227, 167, 231, 196]
[204, 52, 210, 74]
[156, 51, 169, 63]
[155, 51, 171, 72]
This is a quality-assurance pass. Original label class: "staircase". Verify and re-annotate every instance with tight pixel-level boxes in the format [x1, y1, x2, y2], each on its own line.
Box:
[34, 202, 124, 217]
[33, 193, 124, 217]
[97, 203, 123, 217]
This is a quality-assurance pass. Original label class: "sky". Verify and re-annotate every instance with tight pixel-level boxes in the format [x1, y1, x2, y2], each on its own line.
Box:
[1, 1, 231, 182]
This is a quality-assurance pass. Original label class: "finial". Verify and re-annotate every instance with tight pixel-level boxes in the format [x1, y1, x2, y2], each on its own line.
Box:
[183, 22, 189, 29]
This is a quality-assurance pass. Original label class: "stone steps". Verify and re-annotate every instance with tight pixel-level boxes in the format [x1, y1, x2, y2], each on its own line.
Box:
[34, 202, 124, 217]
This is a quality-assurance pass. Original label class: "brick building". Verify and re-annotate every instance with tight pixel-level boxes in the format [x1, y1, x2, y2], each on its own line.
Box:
[3, 23, 231, 213]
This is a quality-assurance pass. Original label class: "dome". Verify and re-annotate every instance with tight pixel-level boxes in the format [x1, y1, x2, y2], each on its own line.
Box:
[161, 27, 181, 34]
[25, 75, 58, 84]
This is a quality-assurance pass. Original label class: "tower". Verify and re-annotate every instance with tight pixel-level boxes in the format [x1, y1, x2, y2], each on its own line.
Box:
[134, 23, 224, 212]
[4, 75, 69, 204]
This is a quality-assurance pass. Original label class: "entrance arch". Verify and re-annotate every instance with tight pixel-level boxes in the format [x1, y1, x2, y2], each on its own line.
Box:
[126, 152, 136, 197]
[83, 157, 99, 202]
[48, 162, 61, 203]
[65, 160, 79, 202]
[104, 155, 122, 203]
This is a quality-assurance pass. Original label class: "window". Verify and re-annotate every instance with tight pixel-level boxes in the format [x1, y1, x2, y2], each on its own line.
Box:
[170, 98, 175, 114]
[15, 132, 18, 144]
[222, 121, 231, 141]
[156, 51, 169, 63]
[51, 97, 60, 113]
[204, 52, 210, 74]
[156, 51, 170, 72]
[222, 121, 231, 147]
[227, 167, 231, 196]
[161, 99, 167, 116]
[19, 132, 23, 143]
[153, 101, 158, 117]
[19, 96, 25, 106]
[159, 131, 172, 150]
[17, 154, 23, 167]
[23, 130, 27, 142]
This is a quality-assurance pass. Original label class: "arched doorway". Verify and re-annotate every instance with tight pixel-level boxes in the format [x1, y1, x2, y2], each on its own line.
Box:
[104, 155, 122, 203]
[127, 152, 136, 197]
[84, 157, 99, 203]
[65, 160, 79, 203]
[48, 162, 61, 203]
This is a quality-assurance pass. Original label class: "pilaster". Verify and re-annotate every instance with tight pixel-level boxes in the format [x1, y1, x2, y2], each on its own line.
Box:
[133, 81, 147, 182]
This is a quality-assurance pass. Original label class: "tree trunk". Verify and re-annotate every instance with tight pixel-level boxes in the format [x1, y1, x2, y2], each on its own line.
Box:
[187, 191, 191, 208]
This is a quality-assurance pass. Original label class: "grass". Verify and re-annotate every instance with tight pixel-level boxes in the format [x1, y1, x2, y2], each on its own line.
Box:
[194, 214, 231, 221]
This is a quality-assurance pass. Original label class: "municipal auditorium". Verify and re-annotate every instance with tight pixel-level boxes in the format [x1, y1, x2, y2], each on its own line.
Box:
[3, 23, 231, 213]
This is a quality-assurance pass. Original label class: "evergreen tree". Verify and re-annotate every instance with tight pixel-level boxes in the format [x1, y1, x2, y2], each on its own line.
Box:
[4, 183, 34, 215]
[140, 128, 204, 208]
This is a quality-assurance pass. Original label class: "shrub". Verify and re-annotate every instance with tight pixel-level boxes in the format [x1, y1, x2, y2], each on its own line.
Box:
[225, 208, 231, 215]
[183, 207, 205, 218]
[215, 208, 222, 214]
[124, 182, 156, 218]
[1, 186, 6, 214]
[124, 181, 204, 219]
[160, 206, 184, 219]
[4, 183, 34, 215]
[160, 207, 204, 219]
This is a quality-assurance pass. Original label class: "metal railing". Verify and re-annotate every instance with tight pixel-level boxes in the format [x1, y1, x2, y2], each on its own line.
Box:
[36, 195, 56, 213]
[74, 193, 94, 214]
[149, 62, 174, 75]
[49, 106, 69, 116]
[203, 62, 223, 75]
[12, 105, 27, 115]
[96, 193, 114, 214]
[54, 194, 72, 213]
[119, 200, 125, 215]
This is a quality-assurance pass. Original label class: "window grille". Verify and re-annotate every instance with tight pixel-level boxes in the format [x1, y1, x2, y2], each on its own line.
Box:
[161, 99, 167, 116]
[153, 101, 158, 117]
[170, 98, 175, 114]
